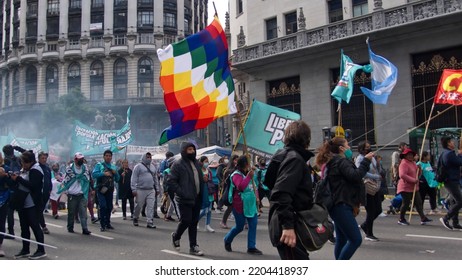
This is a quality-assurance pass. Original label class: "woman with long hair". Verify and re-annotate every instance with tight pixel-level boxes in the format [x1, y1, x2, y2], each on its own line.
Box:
[224, 155, 262, 255]
[219, 154, 239, 229]
[315, 137, 372, 260]
[198, 156, 215, 232]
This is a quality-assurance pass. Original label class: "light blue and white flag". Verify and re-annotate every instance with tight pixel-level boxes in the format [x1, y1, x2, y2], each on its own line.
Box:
[360, 43, 398, 104]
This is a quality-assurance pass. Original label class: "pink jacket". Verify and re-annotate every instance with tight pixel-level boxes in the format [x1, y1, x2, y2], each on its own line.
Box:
[397, 159, 419, 194]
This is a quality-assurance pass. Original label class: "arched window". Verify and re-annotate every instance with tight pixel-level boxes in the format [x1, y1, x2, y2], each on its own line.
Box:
[25, 66, 37, 104]
[138, 56, 154, 97]
[46, 64, 59, 102]
[113, 58, 127, 99]
[68, 62, 81, 94]
[90, 60, 104, 100]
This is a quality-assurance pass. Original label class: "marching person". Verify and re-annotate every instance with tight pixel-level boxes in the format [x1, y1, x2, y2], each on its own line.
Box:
[92, 150, 120, 232]
[198, 156, 215, 233]
[254, 158, 269, 212]
[417, 151, 439, 215]
[9, 151, 47, 259]
[438, 136, 462, 230]
[118, 159, 134, 220]
[0, 152, 11, 257]
[224, 155, 262, 255]
[168, 142, 205, 256]
[131, 152, 159, 228]
[316, 137, 372, 260]
[37, 151, 52, 235]
[268, 120, 313, 259]
[58, 152, 92, 235]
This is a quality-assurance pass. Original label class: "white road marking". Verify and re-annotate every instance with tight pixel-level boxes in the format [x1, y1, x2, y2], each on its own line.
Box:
[43, 223, 63, 228]
[90, 233, 114, 240]
[406, 234, 462, 241]
[161, 249, 212, 260]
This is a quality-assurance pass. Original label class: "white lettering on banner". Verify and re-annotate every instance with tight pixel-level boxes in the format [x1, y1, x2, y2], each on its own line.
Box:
[264, 112, 294, 145]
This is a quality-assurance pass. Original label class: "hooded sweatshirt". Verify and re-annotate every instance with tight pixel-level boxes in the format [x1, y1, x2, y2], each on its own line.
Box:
[131, 154, 158, 192]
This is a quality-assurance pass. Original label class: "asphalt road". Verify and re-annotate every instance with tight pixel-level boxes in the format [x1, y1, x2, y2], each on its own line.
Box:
[1, 198, 461, 260]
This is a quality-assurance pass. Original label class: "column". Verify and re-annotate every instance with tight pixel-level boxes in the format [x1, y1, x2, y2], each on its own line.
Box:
[36, 63, 45, 103]
[127, 56, 137, 98]
[59, 0, 69, 38]
[37, 0, 47, 37]
[1, 74, 4, 109]
[19, 0, 27, 41]
[154, 0, 163, 35]
[177, 0, 185, 37]
[103, 58, 113, 99]
[81, 0, 91, 36]
[58, 62, 67, 96]
[80, 60, 90, 99]
[18, 66, 25, 104]
[104, 0, 114, 35]
[127, 0, 137, 34]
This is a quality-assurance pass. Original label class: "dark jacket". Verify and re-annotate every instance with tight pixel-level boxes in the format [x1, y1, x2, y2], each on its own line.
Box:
[328, 155, 371, 208]
[39, 163, 52, 201]
[269, 145, 314, 231]
[441, 148, 462, 182]
[167, 142, 204, 207]
[15, 163, 44, 210]
[118, 167, 133, 199]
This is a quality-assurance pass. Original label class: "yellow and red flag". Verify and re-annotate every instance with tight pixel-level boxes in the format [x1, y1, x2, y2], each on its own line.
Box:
[435, 69, 462, 105]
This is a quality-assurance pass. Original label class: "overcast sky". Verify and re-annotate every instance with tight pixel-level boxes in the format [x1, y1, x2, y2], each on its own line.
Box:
[208, 1, 228, 24]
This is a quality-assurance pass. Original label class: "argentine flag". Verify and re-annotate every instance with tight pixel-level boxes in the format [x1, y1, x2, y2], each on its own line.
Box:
[360, 44, 398, 104]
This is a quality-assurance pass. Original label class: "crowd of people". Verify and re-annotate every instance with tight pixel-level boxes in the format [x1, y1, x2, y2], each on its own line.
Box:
[1, 122, 461, 260]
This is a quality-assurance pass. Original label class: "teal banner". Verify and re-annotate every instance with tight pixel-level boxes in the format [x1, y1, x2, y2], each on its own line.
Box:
[71, 121, 133, 157]
[237, 100, 300, 158]
[0, 133, 48, 154]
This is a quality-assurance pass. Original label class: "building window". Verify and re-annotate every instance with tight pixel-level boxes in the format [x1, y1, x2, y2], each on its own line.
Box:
[331, 68, 375, 145]
[138, 11, 153, 27]
[114, 11, 127, 29]
[48, 0, 59, 15]
[47, 17, 59, 35]
[92, 0, 104, 8]
[352, 0, 368, 17]
[27, 2, 38, 17]
[68, 63, 81, 94]
[90, 13, 104, 34]
[46, 65, 59, 103]
[184, 19, 191, 35]
[138, 33, 154, 44]
[267, 77, 301, 115]
[70, 0, 82, 9]
[285, 12, 297, 35]
[90, 36, 104, 47]
[114, 59, 127, 76]
[113, 34, 127, 45]
[266, 17, 277, 40]
[114, 58, 128, 99]
[164, 13, 176, 28]
[115, 0, 128, 7]
[68, 16, 81, 34]
[90, 60, 104, 101]
[26, 21, 38, 38]
[328, 0, 343, 23]
[26, 66, 37, 104]
[138, 57, 154, 97]
[68, 63, 80, 77]
[237, 0, 243, 15]
[138, 0, 153, 5]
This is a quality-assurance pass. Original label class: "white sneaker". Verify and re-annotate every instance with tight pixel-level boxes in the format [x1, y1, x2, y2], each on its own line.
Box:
[379, 212, 387, 217]
[205, 225, 215, 232]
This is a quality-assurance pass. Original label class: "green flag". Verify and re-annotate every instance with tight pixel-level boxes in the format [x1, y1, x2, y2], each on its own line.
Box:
[237, 100, 300, 158]
[331, 50, 372, 103]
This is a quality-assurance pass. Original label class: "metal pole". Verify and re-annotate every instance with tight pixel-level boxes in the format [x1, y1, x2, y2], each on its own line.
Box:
[0, 232, 58, 249]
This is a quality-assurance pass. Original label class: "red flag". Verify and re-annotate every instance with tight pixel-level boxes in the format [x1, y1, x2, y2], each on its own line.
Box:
[434, 69, 462, 105]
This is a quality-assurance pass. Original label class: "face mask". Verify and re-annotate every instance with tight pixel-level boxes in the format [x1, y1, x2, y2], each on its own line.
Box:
[142, 159, 151, 165]
[203, 163, 209, 168]
[364, 149, 371, 154]
[344, 149, 353, 160]
[77, 159, 84, 166]
[52, 168, 59, 172]
[186, 153, 196, 161]
[224, 159, 229, 164]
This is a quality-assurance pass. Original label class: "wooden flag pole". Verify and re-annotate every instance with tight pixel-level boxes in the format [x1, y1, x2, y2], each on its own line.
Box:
[408, 102, 435, 223]
[213, 2, 218, 17]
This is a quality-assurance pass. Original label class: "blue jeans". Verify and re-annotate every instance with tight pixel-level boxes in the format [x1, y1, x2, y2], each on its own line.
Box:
[224, 209, 258, 249]
[97, 191, 113, 229]
[329, 203, 362, 260]
[199, 204, 212, 226]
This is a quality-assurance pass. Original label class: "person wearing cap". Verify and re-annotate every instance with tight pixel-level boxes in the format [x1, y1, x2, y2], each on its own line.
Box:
[58, 152, 92, 235]
[167, 142, 205, 256]
[37, 151, 52, 235]
[9, 151, 47, 259]
[438, 136, 462, 230]
[397, 148, 432, 226]
[92, 150, 120, 231]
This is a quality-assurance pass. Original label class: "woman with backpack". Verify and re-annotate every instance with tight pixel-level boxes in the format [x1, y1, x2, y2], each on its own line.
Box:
[315, 137, 373, 260]
[223, 155, 262, 255]
[198, 156, 215, 232]
[219, 154, 238, 229]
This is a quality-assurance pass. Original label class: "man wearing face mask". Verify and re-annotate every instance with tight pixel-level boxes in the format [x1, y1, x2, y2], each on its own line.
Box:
[131, 152, 159, 228]
[167, 142, 205, 256]
[58, 152, 92, 235]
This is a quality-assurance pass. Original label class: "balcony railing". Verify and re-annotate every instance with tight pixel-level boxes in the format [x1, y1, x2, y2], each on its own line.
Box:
[232, 0, 462, 64]
[67, 39, 81, 50]
[90, 36, 104, 48]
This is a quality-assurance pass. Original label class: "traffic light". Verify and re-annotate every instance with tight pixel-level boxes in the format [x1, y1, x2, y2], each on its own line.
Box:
[225, 133, 231, 146]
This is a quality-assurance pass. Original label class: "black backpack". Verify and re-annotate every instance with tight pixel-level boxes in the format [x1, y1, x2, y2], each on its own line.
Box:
[435, 151, 448, 183]
[313, 165, 334, 210]
[219, 169, 233, 206]
[264, 148, 290, 190]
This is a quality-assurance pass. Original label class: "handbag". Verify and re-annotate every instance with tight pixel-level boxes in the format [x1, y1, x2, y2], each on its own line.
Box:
[295, 203, 334, 252]
[364, 178, 380, 195]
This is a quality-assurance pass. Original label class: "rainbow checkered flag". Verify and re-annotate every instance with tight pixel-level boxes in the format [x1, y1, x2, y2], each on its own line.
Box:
[157, 16, 237, 145]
